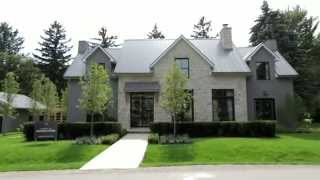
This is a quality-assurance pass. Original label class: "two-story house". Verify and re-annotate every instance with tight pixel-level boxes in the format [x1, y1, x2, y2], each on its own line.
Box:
[64, 24, 298, 130]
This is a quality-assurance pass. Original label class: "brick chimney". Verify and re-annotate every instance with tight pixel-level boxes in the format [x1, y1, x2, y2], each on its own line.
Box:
[78, 41, 89, 54]
[220, 24, 233, 50]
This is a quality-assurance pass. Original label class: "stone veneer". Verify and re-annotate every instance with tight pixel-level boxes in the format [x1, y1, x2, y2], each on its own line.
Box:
[117, 39, 248, 129]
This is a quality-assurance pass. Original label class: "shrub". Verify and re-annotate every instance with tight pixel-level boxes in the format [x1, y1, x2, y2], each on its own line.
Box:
[75, 136, 101, 145]
[159, 134, 191, 144]
[148, 133, 159, 144]
[23, 122, 122, 141]
[100, 134, 120, 145]
[150, 121, 276, 137]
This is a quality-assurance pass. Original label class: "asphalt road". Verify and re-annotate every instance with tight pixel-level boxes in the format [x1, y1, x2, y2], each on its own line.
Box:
[0, 165, 319, 180]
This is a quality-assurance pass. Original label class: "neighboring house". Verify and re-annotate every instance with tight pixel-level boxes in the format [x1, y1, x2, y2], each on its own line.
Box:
[64, 24, 298, 130]
[0, 92, 45, 133]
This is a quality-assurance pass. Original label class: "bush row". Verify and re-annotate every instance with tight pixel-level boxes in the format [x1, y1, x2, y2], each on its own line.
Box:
[23, 122, 122, 141]
[150, 121, 276, 137]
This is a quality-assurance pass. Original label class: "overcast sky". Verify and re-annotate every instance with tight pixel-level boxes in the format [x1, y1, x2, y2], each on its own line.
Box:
[1, 0, 320, 56]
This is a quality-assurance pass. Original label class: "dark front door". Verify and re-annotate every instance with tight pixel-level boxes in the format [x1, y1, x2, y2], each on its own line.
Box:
[130, 93, 154, 127]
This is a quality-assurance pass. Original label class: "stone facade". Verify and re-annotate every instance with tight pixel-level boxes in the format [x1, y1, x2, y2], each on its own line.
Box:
[118, 39, 248, 129]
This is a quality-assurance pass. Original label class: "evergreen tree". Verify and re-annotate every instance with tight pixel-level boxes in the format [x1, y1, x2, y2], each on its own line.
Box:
[161, 64, 191, 138]
[79, 63, 113, 137]
[147, 24, 165, 39]
[33, 21, 72, 93]
[191, 16, 213, 39]
[0, 22, 24, 54]
[93, 27, 118, 48]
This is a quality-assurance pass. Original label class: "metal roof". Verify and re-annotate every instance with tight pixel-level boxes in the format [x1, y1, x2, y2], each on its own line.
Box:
[0, 92, 45, 110]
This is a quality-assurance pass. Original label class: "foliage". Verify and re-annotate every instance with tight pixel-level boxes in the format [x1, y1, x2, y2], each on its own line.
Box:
[150, 121, 276, 137]
[75, 136, 101, 145]
[0, 133, 105, 171]
[30, 75, 44, 119]
[33, 21, 72, 94]
[148, 133, 159, 144]
[100, 134, 120, 145]
[191, 16, 214, 39]
[0, 52, 42, 94]
[23, 122, 122, 141]
[250, 1, 320, 115]
[159, 134, 191, 144]
[161, 64, 191, 137]
[0, 22, 24, 54]
[0, 72, 20, 119]
[147, 24, 165, 39]
[60, 86, 68, 115]
[79, 63, 113, 136]
[42, 77, 59, 120]
[93, 27, 118, 48]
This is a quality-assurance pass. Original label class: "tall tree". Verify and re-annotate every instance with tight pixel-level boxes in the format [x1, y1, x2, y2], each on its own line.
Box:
[0, 72, 20, 131]
[147, 24, 165, 39]
[191, 16, 213, 39]
[79, 63, 113, 137]
[0, 22, 24, 54]
[33, 21, 72, 93]
[93, 27, 118, 48]
[161, 64, 191, 137]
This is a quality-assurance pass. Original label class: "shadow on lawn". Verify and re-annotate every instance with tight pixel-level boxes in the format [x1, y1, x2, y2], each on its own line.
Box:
[24, 142, 52, 147]
[284, 132, 320, 141]
[55, 144, 88, 163]
[160, 143, 195, 162]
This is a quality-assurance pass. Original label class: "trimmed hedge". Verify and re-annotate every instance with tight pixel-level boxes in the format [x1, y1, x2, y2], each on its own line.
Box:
[150, 121, 276, 137]
[23, 122, 122, 141]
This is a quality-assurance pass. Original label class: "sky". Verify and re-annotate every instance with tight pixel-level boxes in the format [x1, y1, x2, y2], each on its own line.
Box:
[1, 0, 320, 56]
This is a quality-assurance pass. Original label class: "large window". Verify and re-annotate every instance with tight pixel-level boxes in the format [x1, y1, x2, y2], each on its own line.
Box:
[176, 90, 194, 122]
[212, 89, 235, 121]
[175, 58, 190, 78]
[256, 62, 270, 80]
[255, 98, 276, 120]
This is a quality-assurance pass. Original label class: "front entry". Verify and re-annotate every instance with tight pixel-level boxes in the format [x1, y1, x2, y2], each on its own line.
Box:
[130, 93, 154, 127]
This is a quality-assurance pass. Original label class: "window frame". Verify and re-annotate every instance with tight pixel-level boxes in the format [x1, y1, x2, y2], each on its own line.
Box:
[254, 98, 276, 120]
[175, 58, 190, 78]
[256, 61, 271, 80]
[212, 89, 235, 121]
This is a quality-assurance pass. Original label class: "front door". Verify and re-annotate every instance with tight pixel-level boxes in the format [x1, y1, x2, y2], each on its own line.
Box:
[130, 93, 154, 127]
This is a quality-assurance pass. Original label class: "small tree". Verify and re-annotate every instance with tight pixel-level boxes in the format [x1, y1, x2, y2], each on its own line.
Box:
[30, 77, 44, 121]
[0, 72, 20, 132]
[60, 86, 69, 119]
[79, 63, 112, 137]
[161, 64, 191, 137]
[147, 24, 165, 39]
[42, 77, 58, 121]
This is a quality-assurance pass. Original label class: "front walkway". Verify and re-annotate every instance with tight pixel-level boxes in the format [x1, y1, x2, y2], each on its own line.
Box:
[80, 133, 149, 170]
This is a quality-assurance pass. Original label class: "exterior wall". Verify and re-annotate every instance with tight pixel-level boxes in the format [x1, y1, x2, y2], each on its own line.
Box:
[66, 48, 118, 122]
[118, 40, 248, 129]
[246, 47, 294, 121]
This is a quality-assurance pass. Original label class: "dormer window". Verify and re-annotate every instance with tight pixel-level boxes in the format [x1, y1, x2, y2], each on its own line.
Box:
[175, 58, 190, 78]
[256, 62, 270, 80]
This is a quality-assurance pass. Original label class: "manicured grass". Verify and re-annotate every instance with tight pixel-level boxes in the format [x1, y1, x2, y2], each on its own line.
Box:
[143, 132, 320, 166]
[0, 133, 107, 171]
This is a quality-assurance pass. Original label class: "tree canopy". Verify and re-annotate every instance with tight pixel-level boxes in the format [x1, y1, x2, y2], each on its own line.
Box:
[0, 72, 20, 119]
[0, 22, 24, 54]
[33, 21, 72, 94]
[191, 16, 213, 39]
[147, 24, 165, 39]
[93, 27, 118, 48]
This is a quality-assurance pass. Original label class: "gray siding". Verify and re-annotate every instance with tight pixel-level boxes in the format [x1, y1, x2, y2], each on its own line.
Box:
[246, 47, 294, 121]
[66, 48, 118, 122]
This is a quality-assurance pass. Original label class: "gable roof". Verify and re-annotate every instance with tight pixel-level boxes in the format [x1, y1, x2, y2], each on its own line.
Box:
[242, 43, 279, 61]
[0, 92, 45, 110]
[149, 35, 214, 69]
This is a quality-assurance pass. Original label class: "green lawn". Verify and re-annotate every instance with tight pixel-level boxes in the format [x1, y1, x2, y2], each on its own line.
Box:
[143, 132, 320, 166]
[0, 133, 107, 171]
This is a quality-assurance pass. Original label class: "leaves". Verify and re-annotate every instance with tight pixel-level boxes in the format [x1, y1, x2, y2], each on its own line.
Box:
[93, 27, 118, 48]
[0, 22, 24, 54]
[79, 63, 113, 114]
[0, 72, 20, 117]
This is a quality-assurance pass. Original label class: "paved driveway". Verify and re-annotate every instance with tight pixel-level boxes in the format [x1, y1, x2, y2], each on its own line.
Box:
[80, 133, 149, 170]
[1, 165, 319, 180]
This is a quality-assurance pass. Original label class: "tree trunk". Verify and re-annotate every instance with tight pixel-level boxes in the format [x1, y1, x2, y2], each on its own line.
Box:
[173, 113, 176, 138]
[90, 112, 94, 137]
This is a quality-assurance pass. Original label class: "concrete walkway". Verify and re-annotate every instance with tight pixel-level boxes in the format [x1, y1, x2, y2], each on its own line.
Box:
[80, 133, 149, 170]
